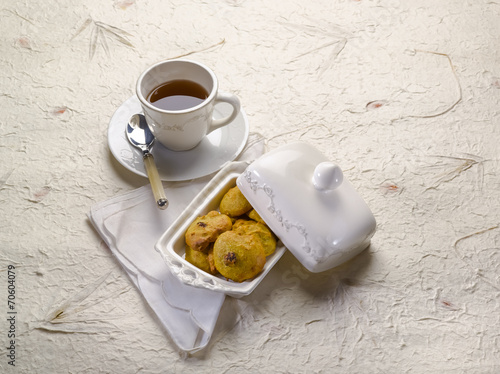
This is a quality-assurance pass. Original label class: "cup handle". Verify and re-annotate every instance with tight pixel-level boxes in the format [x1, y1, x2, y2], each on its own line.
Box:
[207, 92, 241, 134]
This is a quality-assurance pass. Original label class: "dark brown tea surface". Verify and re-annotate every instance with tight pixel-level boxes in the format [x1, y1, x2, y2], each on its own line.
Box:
[147, 79, 209, 111]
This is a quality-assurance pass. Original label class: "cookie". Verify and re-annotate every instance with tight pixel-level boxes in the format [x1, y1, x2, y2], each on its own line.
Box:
[213, 231, 266, 282]
[185, 245, 217, 275]
[233, 219, 276, 256]
[219, 186, 253, 217]
[247, 209, 266, 225]
[185, 210, 232, 252]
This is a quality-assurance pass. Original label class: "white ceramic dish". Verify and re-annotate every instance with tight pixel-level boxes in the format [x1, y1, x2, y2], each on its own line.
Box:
[155, 161, 287, 298]
[156, 142, 376, 297]
[108, 95, 249, 181]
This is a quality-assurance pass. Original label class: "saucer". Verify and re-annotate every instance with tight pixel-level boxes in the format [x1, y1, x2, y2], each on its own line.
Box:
[108, 95, 249, 181]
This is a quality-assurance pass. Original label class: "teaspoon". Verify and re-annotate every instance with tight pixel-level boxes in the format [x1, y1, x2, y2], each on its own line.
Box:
[126, 114, 168, 210]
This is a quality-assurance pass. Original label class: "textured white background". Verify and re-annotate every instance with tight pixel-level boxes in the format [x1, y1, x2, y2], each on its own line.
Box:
[1, 0, 500, 372]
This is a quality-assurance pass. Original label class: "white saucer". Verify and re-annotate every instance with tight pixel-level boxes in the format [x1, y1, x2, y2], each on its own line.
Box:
[108, 95, 249, 181]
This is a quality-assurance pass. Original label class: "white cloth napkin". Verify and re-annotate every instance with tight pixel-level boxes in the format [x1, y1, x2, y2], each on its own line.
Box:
[88, 133, 266, 353]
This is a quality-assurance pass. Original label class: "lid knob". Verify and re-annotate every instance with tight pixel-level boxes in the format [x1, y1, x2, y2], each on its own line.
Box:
[312, 162, 343, 192]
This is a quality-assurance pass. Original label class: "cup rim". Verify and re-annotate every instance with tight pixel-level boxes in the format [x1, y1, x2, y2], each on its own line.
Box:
[135, 58, 218, 114]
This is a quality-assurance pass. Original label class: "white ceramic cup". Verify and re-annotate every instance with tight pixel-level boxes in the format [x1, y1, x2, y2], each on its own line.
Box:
[136, 59, 241, 151]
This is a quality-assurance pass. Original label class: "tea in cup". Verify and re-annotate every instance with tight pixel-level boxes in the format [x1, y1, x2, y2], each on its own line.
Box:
[136, 59, 241, 151]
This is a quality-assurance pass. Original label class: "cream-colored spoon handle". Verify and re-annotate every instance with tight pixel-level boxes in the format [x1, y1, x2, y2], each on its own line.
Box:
[143, 154, 168, 210]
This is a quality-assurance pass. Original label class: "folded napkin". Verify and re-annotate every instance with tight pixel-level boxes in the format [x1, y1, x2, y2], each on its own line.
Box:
[88, 133, 266, 353]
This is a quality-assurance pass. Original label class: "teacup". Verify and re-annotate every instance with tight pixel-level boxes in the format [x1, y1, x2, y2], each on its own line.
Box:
[136, 59, 241, 151]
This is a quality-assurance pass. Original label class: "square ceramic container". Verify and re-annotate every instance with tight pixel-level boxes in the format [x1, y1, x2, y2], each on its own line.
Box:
[155, 161, 287, 298]
[155, 142, 376, 297]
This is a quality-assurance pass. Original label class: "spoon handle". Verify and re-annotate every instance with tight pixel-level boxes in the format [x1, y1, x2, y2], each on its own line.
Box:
[143, 154, 168, 210]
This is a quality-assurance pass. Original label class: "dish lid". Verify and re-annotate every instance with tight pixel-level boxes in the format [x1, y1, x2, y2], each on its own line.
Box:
[236, 142, 376, 273]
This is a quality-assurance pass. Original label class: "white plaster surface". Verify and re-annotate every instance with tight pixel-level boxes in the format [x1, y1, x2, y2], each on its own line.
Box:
[1, 0, 500, 372]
